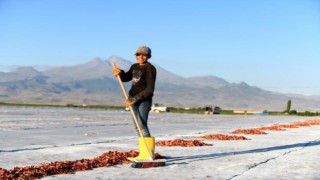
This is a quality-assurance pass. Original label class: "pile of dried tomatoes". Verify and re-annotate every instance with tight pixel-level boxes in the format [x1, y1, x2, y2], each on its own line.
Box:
[232, 119, 320, 135]
[199, 134, 248, 140]
[232, 129, 267, 135]
[156, 139, 212, 147]
[0, 150, 163, 180]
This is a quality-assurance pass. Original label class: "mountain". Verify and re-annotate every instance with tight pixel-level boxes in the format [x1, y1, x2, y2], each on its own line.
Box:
[187, 76, 229, 89]
[0, 56, 319, 111]
[0, 66, 41, 83]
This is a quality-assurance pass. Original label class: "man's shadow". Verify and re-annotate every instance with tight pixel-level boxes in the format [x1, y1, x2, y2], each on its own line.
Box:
[165, 140, 320, 164]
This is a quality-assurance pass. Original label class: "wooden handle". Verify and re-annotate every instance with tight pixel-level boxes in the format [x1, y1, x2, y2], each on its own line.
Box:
[112, 63, 129, 99]
[112, 62, 153, 160]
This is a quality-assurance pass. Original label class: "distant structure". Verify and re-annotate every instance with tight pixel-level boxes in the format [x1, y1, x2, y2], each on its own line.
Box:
[233, 109, 268, 115]
[205, 106, 221, 114]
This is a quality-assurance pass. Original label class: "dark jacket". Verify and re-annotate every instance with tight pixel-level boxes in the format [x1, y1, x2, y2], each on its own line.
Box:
[120, 62, 156, 101]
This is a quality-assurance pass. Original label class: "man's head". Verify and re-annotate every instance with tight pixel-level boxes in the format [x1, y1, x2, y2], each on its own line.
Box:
[135, 46, 152, 58]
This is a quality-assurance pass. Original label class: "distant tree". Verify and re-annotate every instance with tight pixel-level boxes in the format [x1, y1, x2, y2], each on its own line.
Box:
[289, 110, 297, 115]
[286, 100, 292, 113]
[304, 111, 311, 116]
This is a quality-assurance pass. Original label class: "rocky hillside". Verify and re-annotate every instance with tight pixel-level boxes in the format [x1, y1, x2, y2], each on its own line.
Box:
[0, 56, 319, 111]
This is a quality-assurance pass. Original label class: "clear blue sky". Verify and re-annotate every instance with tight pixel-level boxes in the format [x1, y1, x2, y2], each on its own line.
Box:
[1, 0, 319, 95]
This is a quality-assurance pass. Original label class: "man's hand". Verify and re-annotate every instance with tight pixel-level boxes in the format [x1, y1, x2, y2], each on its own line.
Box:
[113, 68, 122, 77]
[124, 98, 137, 106]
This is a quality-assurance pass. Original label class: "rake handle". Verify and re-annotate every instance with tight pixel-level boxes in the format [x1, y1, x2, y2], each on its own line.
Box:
[112, 62, 153, 160]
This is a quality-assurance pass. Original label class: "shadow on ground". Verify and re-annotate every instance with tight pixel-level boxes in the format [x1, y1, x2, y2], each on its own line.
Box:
[166, 139, 320, 164]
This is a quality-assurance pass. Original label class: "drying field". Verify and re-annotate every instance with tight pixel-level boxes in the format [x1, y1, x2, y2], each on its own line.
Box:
[0, 106, 319, 179]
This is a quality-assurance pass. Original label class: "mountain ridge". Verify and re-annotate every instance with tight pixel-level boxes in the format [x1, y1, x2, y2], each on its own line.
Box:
[0, 56, 319, 111]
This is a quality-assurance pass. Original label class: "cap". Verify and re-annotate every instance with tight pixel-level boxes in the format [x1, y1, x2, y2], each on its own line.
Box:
[135, 46, 152, 57]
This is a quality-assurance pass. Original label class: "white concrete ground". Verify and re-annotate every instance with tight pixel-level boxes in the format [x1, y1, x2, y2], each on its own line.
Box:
[0, 106, 319, 179]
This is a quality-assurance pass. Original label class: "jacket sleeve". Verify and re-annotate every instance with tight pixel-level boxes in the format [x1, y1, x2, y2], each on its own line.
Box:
[119, 66, 133, 82]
